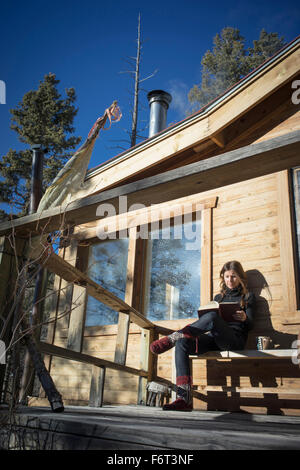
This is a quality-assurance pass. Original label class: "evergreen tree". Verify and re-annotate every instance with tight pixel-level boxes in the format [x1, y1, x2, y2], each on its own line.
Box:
[247, 29, 286, 69]
[188, 27, 286, 110]
[0, 73, 81, 219]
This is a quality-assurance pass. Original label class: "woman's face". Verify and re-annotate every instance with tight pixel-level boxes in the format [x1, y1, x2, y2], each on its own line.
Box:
[224, 270, 240, 290]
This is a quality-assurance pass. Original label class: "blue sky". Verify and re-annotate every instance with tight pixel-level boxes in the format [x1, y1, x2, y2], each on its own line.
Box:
[0, 0, 299, 173]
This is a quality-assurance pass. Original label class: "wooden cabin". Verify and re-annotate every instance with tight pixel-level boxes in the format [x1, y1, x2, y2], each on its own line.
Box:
[1, 36, 300, 417]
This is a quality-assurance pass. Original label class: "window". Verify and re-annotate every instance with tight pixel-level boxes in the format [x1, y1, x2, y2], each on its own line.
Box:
[143, 219, 202, 322]
[85, 238, 129, 326]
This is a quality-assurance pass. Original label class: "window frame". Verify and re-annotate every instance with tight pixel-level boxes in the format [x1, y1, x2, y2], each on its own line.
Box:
[77, 193, 217, 328]
[277, 170, 299, 316]
[291, 167, 300, 309]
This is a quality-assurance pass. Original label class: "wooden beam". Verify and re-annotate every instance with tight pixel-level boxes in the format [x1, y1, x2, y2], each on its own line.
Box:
[73, 194, 217, 241]
[0, 131, 300, 237]
[37, 341, 148, 377]
[39, 249, 155, 330]
[209, 131, 226, 149]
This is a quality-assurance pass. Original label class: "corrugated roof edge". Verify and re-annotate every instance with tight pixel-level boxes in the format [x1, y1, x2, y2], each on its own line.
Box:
[86, 34, 300, 181]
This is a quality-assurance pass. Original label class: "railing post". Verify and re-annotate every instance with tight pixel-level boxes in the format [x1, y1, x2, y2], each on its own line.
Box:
[137, 327, 158, 405]
[89, 365, 106, 407]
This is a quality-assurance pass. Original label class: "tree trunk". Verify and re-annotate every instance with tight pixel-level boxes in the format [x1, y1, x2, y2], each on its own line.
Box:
[130, 13, 141, 148]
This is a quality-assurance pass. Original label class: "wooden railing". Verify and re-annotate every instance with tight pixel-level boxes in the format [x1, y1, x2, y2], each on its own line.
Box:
[37, 341, 149, 407]
[35, 247, 176, 407]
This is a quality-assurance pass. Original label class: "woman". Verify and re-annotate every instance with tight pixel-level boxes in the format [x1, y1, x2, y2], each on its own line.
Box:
[150, 260, 256, 411]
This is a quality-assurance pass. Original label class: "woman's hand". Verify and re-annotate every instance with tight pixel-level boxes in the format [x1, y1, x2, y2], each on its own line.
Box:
[232, 310, 247, 322]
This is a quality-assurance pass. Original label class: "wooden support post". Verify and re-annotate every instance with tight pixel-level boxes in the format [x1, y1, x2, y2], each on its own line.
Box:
[166, 283, 179, 320]
[56, 238, 78, 330]
[137, 238, 158, 405]
[277, 171, 298, 316]
[114, 228, 140, 364]
[200, 208, 213, 305]
[67, 245, 90, 352]
[89, 365, 106, 407]
[171, 348, 177, 401]
[138, 327, 157, 405]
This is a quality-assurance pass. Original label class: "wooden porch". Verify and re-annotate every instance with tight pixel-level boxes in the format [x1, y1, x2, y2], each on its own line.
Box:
[1, 404, 300, 450]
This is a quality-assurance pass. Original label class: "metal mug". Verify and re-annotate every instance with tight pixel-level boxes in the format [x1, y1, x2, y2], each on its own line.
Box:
[256, 336, 272, 350]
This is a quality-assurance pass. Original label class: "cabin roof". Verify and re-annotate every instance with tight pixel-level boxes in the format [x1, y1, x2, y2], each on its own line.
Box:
[86, 34, 300, 180]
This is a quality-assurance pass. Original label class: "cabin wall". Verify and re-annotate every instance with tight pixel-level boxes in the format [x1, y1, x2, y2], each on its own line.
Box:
[45, 169, 300, 415]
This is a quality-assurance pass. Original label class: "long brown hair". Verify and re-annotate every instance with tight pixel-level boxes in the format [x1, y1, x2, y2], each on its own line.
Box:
[219, 260, 249, 308]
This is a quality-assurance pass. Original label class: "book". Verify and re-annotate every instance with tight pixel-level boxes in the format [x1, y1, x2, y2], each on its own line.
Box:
[197, 301, 241, 322]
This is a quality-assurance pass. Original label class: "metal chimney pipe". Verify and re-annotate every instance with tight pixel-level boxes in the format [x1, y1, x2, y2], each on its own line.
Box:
[30, 144, 44, 214]
[19, 143, 45, 404]
[147, 90, 172, 137]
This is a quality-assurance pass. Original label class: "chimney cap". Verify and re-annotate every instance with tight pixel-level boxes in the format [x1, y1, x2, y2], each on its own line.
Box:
[147, 90, 172, 108]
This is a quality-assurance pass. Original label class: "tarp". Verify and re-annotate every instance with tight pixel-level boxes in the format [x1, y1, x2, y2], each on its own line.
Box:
[37, 101, 121, 212]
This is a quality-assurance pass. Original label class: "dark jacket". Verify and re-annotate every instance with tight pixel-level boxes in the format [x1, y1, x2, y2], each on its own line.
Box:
[214, 286, 256, 338]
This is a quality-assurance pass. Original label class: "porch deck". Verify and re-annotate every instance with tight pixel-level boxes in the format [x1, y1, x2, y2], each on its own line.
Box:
[1, 404, 300, 450]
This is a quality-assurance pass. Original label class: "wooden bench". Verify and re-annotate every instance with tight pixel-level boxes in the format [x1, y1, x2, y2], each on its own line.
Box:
[171, 348, 300, 399]
[191, 349, 296, 360]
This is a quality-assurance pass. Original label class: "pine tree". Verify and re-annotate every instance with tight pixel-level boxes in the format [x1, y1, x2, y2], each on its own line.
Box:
[0, 73, 81, 219]
[188, 27, 286, 110]
[247, 29, 286, 69]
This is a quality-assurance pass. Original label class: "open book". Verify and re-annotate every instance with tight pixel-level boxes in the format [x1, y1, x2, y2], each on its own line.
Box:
[198, 301, 241, 322]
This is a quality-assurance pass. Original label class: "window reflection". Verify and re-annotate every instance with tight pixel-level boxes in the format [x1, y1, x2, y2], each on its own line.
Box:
[143, 219, 201, 321]
[85, 238, 129, 326]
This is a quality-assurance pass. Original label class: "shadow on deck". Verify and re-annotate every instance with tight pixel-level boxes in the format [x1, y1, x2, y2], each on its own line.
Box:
[1, 404, 300, 450]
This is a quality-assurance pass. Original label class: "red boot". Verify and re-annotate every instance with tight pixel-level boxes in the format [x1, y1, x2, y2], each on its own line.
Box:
[162, 398, 193, 411]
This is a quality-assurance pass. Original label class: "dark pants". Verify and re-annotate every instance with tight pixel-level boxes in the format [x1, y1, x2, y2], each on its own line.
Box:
[175, 311, 246, 386]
